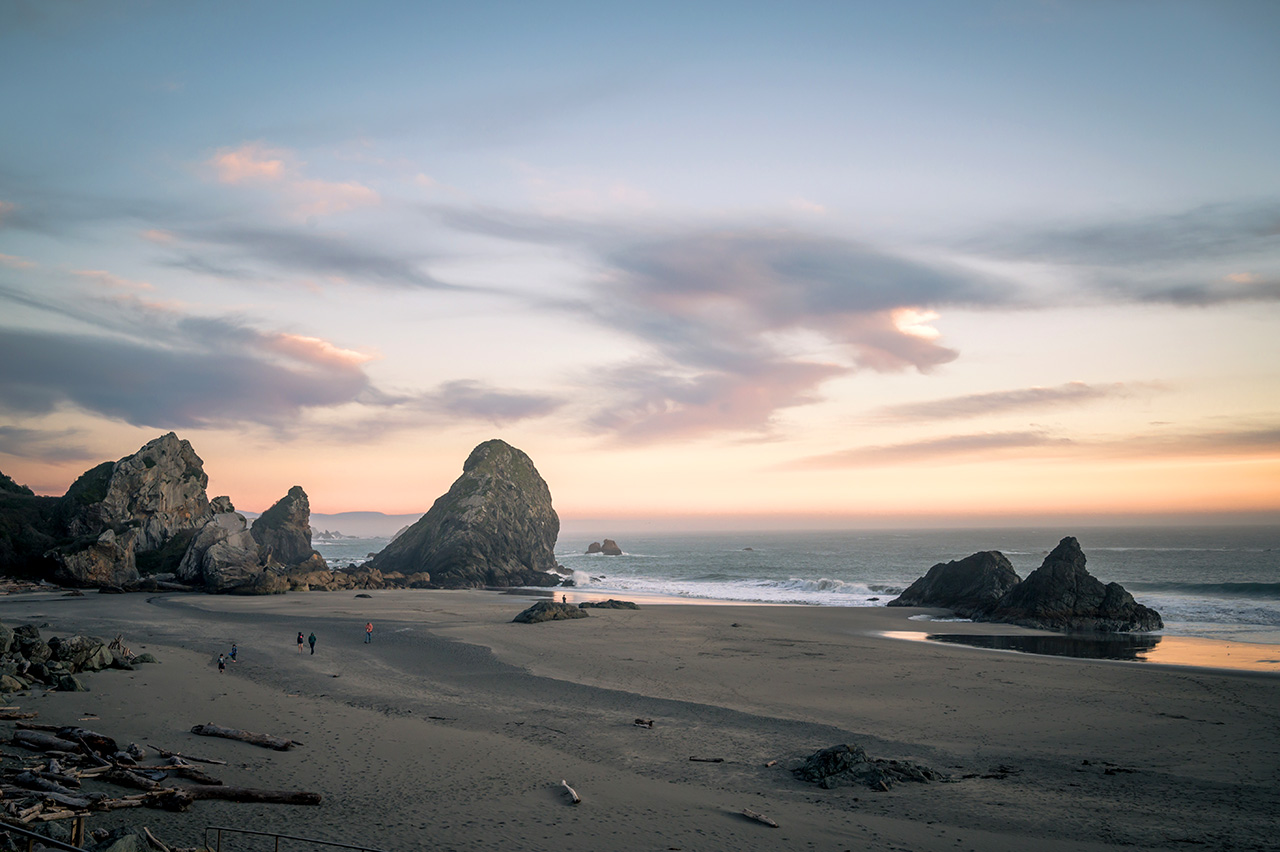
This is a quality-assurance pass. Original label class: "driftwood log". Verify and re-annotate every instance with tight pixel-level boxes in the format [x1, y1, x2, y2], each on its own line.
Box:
[150, 745, 227, 765]
[190, 724, 299, 751]
[12, 730, 80, 753]
[560, 780, 580, 804]
[742, 807, 779, 827]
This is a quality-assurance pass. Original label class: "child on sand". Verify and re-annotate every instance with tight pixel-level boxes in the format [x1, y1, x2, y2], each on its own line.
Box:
[365, 622, 373, 643]
[230, 643, 237, 662]
[297, 632, 304, 652]
[217, 653, 226, 673]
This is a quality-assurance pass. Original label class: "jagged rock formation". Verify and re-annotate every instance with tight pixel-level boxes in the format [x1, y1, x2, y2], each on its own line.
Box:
[0, 473, 34, 497]
[889, 537, 1162, 633]
[586, 539, 622, 556]
[886, 551, 1021, 618]
[367, 439, 561, 588]
[988, 537, 1163, 632]
[59, 432, 211, 552]
[176, 510, 264, 591]
[251, 486, 324, 569]
[512, 601, 588, 623]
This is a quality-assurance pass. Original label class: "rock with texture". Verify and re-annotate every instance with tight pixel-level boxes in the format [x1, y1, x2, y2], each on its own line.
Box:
[368, 440, 561, 588]
[512, 601, 589, 623]
[59, 433, 211, 553]
[50, 529, 140, 588]
[251, 486, 324, 568]
[176, 512, 263, 591]
[988, 537, 1163, 633]
[887, 551, 1021, 618]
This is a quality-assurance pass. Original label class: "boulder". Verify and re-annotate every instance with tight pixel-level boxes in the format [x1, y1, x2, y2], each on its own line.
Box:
[368, 440, 561, 588]
[251, 486, 323, 567]
[578, 599, 640, 610]
[512, 601, 589, 623]
[887, 551, 1021, 618]
[586, 539, 622, 556]
[48, 635, 113, 671]
[176, 512, 263, 591]
[988, 537, 1163, 633]
[49, 528, 141, 588]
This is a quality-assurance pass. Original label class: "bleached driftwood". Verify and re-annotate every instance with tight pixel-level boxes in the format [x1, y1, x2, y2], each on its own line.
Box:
[561, 780, 580, 804]
[189, 724, 298, 751]
[163, 762, 223, 785]
[633, 718, 654, 728]
[741, 807, 778, 827]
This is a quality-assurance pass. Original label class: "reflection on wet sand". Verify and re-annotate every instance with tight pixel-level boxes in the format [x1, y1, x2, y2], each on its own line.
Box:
[883, 631, 1280, 674]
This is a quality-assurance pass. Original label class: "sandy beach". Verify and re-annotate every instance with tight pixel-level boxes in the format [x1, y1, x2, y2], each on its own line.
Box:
[1, 589, 1276, 852]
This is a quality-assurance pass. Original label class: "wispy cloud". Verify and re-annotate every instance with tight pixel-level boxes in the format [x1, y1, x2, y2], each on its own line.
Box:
[0, 426, 97, 464]
[418, 380, 563, 424]
[786, 431, 1073, 469]
[205, 142, 381, 219]
[0, 252, 35, 269]
[871, 381, 1151, 422]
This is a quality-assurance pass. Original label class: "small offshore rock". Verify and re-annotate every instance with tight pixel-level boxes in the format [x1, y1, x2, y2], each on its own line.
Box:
[578, 599, 640, 610]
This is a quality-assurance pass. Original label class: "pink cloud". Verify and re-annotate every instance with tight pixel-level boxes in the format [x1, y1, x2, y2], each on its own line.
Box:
[208, 142, 289, 184]
[0, 253, 36, 269]
[266, 333, 375, 369]
[292, 179, 381, 218]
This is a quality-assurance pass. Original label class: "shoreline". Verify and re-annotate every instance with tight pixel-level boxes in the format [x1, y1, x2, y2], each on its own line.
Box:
[1, 589, 1276, 851]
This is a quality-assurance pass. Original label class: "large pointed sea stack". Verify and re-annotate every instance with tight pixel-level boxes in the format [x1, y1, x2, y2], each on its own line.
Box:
[367, 439, 560, 588]
[251, 485, 325, 569]
[989, 536, 1163, 633]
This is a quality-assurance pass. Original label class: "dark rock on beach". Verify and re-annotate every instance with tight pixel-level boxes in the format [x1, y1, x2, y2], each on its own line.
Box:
[887, 551, 1021, 618]
[793, 744, 946, 791]
[512, 601, 589, 623]
[987, 536, 1163, 633]
[578, 599, 640, 609]
[368, 439, 560, 588]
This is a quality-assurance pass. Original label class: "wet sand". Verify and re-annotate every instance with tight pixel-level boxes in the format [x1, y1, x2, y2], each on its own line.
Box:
[0, 589, 1276, 851]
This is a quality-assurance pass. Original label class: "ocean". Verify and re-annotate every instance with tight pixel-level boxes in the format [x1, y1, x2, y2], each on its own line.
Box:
[313, 525, 1280, 647]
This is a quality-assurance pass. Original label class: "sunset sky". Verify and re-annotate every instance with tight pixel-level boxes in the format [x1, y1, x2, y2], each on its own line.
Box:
[2, 1, 1278, 528]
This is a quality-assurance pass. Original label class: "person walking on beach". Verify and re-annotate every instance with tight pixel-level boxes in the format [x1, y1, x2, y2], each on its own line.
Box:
[365, 622, 373, 643]
[217, 653, 226, 674]
[229, 643, 237, 663]
[308, 632, 317, 655]
[297, 632, 305, 653]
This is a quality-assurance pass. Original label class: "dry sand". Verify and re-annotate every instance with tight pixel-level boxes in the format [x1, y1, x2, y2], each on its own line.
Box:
[0, 589, 1276, 852]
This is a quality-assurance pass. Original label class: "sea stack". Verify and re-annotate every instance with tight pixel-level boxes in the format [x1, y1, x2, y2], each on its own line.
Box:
[367, 439, 560, 588]
[988, 536, 1163, 633]
[887, 551, 1021, 619]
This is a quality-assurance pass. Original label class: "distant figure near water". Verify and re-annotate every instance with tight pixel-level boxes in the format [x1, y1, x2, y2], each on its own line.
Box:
[308, 632, 316, 655]
[365, 622, 373, 643]
[297, 632, 304, 653]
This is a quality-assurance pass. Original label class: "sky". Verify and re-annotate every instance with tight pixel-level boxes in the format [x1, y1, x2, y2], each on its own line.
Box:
[1, 0, 1278, 529]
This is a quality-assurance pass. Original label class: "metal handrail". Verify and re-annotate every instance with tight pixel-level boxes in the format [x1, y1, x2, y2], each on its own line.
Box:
[0, 818, 88, 852]
[204, 826, 391, 852]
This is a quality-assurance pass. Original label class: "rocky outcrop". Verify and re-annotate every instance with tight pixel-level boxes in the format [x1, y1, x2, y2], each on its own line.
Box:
[0, 620, 152, 695]
[586, 539, 622, 556]
[987, 537, 1163, 633]
[367, 440, 561, 588]
[59, 433, 211, 553]
[890, 537, 1162, 633]
[49, 529, 140, 589]
[887, 551, 1021, 618]
[578, 599, 640, 609]
[0, 473, 34, 497]
[512, 601, 588, 623]
[251, 486, 324, 568]
[176, 511, 263, 591]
